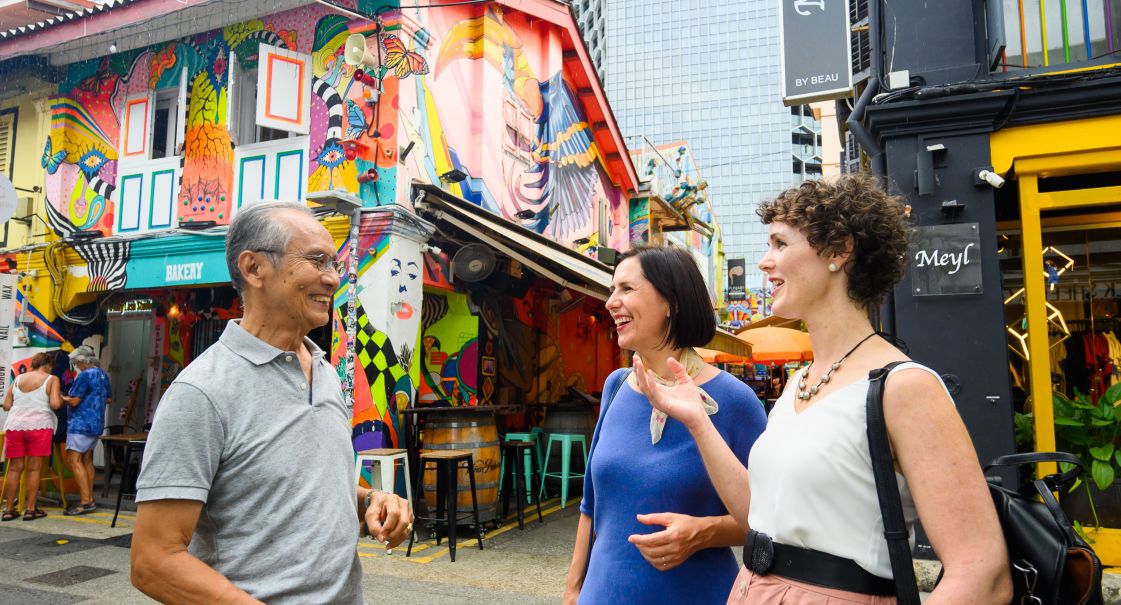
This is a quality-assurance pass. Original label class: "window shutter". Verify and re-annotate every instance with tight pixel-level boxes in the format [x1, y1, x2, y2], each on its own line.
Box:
[226, 50, 241, 144]
[255, 43, 311, 135]
[175, 66, 188, 151]
[119, 92, 154, 160]
[0, 112, 13, 176]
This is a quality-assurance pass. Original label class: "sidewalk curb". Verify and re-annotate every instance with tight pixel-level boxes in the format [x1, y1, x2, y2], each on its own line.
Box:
[915, 560, 1121, 603]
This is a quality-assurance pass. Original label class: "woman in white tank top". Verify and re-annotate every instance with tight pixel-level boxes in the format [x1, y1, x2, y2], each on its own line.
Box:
[631, 175, 1012, 604]
[3, 351, 63, 520]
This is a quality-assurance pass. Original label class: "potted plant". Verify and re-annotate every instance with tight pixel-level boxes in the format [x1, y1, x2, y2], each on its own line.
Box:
[1015, 383, 1121, 527]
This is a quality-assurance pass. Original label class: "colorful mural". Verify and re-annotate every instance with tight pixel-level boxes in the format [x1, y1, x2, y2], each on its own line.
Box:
[726, 288, 774, 328]
[331, 212, 426, 454]
[42, 4, 409, 243]
[387, 5, 627, 250]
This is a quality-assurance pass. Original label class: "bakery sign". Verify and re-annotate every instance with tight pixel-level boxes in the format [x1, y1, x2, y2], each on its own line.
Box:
[910, 223, 982, 297]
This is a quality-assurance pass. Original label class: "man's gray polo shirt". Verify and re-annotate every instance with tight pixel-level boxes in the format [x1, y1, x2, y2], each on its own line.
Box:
[137, 320, 361, 604]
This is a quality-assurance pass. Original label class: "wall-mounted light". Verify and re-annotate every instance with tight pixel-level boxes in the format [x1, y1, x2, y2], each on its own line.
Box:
[167, 303, 181, 319]
[109, 42, 118, 54]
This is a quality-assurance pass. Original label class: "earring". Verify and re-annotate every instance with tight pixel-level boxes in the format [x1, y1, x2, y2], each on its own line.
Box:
[828, 262, 839, 272]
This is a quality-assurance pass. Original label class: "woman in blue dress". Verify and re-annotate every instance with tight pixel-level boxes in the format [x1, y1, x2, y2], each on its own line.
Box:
[563, 246, 767, 605]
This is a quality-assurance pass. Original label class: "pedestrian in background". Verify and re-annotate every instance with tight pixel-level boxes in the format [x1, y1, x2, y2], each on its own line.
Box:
[635, 175, 1011, 604]
[564, 246, 767, 604]
[62, 345, 110, 516]
[2, 352, 63, 521]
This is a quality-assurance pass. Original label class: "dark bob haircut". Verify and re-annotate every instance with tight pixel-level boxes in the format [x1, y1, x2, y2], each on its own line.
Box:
[757, 174, 910, 310]
[614, 245, 716, 350]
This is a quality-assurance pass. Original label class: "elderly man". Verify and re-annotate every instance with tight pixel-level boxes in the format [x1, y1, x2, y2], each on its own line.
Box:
[131, 202, 412, 604]
[62, 345, 111, 516]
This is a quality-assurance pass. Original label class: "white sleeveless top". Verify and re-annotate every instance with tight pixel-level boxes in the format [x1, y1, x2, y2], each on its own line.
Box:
[4, 373, 57, 432]
[747, 362, 949, 579]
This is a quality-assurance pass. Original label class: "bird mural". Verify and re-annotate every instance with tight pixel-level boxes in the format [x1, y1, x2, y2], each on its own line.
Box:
[435, 6, 603, 240]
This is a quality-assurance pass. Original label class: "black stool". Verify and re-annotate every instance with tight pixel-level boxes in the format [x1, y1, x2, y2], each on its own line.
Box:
[500, 441, 543, 529]
[112, 440, 145, 528]
[407, 449, 483, 562]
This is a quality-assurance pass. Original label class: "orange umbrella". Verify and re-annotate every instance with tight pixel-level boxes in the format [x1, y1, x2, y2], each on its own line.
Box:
[738, 327, 814, 364]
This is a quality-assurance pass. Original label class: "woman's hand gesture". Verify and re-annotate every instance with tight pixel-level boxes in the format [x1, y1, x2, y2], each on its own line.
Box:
[633, 355, 709, 430]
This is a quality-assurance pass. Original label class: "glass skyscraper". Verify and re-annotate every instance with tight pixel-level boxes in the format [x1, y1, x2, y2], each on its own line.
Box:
[602, 0, 821, 287]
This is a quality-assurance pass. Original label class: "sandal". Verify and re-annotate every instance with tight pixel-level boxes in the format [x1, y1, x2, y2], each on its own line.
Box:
[1, 509, 17, 522]
[22, 509, 47, 521]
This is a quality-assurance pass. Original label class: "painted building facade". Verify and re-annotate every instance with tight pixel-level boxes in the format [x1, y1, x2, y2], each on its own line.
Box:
[0, 0, 646, 454]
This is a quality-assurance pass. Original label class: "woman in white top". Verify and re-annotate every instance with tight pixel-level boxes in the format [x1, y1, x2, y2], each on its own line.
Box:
[633, 175, 1012, 604]
[2, 351, 63, 521]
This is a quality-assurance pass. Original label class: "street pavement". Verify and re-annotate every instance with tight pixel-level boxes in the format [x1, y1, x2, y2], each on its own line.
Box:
[0, 493, 580, 604]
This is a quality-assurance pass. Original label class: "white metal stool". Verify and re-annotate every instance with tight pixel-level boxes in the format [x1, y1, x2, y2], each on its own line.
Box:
[355, 448, 412, 506]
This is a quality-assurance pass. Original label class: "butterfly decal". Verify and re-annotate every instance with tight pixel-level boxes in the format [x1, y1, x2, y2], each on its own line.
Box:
[76, 60, 117, 97]
[41, 139, 66, 174]
[381, 34, 429, 79]
[345, 100, 366, 140]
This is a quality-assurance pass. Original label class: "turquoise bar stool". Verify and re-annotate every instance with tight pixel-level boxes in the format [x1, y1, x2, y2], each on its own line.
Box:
[538, 433, 588, 507]
[500, 432, 540, 503]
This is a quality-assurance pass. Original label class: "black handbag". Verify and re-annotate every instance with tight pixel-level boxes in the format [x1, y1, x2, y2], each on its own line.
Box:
[986, 453, 1103, 605]
[867, 363, 1104, 605]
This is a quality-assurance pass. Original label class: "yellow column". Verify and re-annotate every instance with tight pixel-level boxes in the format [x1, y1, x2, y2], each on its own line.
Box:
[1018, 175, 1056, 478]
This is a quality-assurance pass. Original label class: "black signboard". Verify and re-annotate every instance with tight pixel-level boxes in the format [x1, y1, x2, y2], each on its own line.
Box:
[910, 223, 983, 297]
[728, 258, 747, 301]
[779, 0, 853, 104]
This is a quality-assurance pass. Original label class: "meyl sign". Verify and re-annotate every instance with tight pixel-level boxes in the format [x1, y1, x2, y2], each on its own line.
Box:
[910, 223, 983, 297]
[779, 0, 853, 105]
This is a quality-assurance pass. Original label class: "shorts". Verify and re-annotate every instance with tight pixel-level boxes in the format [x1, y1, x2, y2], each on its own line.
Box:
[726, 567, 897, 605]
[3, 428, 54, 459]
[66, 433, 100, 454]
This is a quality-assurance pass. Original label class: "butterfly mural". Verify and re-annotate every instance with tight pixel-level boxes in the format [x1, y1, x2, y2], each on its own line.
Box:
[41, 139, 66, 174]
[345, 99, 366, 140]
[382, 34, 429, 79]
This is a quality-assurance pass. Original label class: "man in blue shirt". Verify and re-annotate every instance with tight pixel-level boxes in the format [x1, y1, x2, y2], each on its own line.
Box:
[62, 344, 111, 515]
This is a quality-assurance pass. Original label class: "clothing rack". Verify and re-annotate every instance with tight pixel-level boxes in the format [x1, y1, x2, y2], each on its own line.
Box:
[1067, 317, 1118, 332]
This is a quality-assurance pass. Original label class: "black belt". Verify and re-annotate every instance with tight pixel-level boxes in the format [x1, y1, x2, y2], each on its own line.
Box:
[743, 530, 895, 597]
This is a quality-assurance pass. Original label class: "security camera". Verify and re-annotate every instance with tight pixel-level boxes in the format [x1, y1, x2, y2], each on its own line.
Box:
[977, 169, 1005, 189]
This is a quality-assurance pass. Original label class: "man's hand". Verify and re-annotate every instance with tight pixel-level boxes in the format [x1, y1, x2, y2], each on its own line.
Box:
[363, 491, 413, 548]
[627, 512, 710, 571]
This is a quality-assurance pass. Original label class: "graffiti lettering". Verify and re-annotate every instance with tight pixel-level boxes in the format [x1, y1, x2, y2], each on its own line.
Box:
[793, 0, 825, 15]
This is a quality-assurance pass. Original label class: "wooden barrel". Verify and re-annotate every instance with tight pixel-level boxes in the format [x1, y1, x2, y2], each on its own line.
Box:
[422, 411, 500, 522]
[541, 406, 596, 475]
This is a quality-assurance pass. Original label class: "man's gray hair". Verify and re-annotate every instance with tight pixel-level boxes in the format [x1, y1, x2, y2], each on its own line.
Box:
[69, 345, 100, 367]
[225, 202, 315, 294]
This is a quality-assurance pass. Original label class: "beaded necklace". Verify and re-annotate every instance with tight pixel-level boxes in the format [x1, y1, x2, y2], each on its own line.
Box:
[796, 332, 877, 401]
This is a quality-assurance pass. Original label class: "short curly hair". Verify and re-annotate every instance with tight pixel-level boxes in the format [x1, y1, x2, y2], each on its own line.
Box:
[757, 174, 910, 309]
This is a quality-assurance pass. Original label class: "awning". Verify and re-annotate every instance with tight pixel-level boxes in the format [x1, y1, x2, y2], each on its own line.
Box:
[413, 184, 750, 357]
[696, 346, 750, 364]
[706, 328, 752, 358]
[413, 184, 614, 301]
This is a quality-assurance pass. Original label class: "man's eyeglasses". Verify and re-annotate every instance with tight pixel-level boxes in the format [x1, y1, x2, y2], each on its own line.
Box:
[255, 250, 346, 276]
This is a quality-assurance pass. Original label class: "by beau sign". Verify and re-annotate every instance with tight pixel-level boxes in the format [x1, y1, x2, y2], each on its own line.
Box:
[910, 223, 983, 297]
[779, 0, 853, 104]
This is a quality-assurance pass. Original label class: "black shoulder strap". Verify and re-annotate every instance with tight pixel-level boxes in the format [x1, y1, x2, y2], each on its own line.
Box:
[866, 361, 921, 605]
[579, 368, 633, 584]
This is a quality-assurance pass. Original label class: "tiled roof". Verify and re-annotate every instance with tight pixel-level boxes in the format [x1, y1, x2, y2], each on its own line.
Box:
[0, 0, 137, 40]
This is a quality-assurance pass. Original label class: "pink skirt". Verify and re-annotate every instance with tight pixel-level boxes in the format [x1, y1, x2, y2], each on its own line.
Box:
[726, 567, 898, 605]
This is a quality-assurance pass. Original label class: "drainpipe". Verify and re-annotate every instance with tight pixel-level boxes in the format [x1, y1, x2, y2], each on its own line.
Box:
[845, 0, 885, 176]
